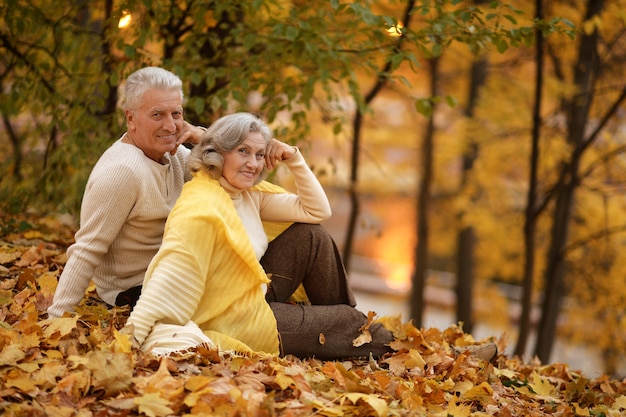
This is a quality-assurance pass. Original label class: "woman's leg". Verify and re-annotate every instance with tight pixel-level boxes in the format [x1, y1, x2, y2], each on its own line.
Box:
[269, 302, 394, 360]
[261, 223, 356, 306]
[263, 224, 394, 360]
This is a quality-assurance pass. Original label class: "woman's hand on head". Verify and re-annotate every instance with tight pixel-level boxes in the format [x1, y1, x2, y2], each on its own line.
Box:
[265, 139, 296, 171]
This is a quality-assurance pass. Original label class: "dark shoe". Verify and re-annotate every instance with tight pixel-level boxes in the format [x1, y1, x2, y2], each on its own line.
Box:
[455, 342, 497, 362]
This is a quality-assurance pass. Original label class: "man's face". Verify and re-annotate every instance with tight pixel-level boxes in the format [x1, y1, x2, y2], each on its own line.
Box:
[125, 89, 183, 162]
[222, 132, 267, 190]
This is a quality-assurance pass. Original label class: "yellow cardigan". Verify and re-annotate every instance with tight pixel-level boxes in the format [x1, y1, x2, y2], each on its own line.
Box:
[128, 172, 291, 355]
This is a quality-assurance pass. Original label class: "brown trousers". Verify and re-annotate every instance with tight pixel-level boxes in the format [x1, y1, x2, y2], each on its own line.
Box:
[261, 223, 393, 360]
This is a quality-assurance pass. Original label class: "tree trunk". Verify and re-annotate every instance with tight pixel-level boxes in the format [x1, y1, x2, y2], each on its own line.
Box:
[456, 52, 488, 335]
[343, 109, 364, 271]
[99, 0, 118, 121]
[534, 0, 603, 363]
[535, 176, 577, 362]
[410, 56, 439, 327]
[514, 0, 544, 358]
[1, 112, 22, 181]
[456, 227, 475, 333]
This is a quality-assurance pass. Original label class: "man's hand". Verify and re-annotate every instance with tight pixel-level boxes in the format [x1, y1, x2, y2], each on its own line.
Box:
[265, 138, 296, 171]
[171, 122, 206, 155]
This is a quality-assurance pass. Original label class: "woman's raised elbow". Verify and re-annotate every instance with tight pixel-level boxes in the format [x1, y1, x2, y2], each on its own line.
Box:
[315, 206, 332, 222]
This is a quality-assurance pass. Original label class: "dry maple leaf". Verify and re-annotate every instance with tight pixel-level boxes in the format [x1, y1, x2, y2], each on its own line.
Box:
[134, 392, 175, 417]
[15, 245, 43, 267]
[134, 357, 186, 402]
[340, 392, 389, 417]
[352, 331, 372, 347]
[0, 343, 26, 366]
[0, 249, 20, 265]
[271, 361, 314, 395]
[351, 311, 376, 347]
[82, 349, 134, 396]
[40, 316, 79, 339]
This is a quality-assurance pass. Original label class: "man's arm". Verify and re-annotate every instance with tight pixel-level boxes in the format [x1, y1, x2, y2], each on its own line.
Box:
[170, 122, 206, 155]
[47, 165, 139, 317]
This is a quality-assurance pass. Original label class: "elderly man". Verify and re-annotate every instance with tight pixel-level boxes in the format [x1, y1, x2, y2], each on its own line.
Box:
[48, 67, 204, 318]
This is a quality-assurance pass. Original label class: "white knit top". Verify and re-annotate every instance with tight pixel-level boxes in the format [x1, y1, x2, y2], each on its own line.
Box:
[47, 137, 191, 318]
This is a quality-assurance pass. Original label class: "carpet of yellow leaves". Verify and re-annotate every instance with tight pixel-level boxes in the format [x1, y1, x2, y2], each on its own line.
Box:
[2, 214, 626, 416]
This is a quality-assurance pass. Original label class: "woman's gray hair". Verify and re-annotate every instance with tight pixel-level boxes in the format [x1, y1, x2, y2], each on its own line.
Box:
[189, 112, 273, 185]
[123, 67, 183, 111]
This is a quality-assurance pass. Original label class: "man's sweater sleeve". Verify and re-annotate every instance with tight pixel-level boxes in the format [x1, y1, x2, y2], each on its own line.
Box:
[47, 166, 138, 318]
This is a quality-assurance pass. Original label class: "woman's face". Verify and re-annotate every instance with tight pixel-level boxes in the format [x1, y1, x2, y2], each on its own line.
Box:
[222, 132, 267, 190]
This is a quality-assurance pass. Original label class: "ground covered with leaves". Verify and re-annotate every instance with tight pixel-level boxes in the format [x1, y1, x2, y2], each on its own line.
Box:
[1, 214, 626, 416]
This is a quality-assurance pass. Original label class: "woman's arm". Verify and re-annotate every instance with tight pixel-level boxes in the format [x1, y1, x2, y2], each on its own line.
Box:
[259, 146, 332, 223]
[126, 242, 206, 345]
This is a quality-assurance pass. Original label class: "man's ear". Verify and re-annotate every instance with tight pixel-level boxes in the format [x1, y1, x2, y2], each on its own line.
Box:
[125, 110, 134, 130]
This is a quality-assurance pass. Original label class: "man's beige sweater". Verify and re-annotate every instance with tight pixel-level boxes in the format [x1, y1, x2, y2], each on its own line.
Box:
[47, 138, 191, 318]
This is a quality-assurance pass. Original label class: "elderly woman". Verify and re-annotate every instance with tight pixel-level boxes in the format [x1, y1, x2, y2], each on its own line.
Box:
[126, 112, 394, 359]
